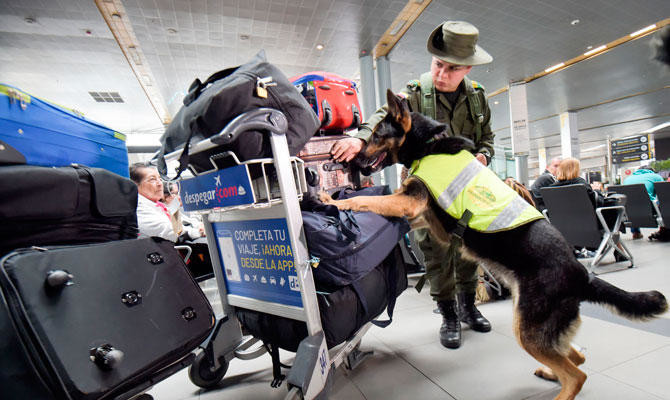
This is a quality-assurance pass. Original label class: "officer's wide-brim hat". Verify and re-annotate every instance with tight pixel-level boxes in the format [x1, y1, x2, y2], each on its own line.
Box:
[427, 21, 492, 66]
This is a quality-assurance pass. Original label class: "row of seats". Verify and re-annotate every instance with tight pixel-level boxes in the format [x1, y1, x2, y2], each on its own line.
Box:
[539, 182, 670, 271]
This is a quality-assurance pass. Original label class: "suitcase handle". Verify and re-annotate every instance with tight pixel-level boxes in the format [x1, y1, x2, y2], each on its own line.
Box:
[163, 108, 288, 179]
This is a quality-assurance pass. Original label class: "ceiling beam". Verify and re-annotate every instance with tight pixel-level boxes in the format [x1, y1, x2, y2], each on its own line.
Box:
[373, 0, 433, 59]
[95, 0, 171, 125]
[489, 17, 670, 98]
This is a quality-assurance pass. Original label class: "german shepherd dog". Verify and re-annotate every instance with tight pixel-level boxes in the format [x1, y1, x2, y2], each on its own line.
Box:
[321, 90, 668, 400]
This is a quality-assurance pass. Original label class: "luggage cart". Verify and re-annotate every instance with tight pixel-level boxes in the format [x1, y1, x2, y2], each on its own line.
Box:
[162, 108, 373, 399]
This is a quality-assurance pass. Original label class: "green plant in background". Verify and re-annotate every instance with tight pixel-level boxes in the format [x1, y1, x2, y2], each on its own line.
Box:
[650, 158, 670, 172]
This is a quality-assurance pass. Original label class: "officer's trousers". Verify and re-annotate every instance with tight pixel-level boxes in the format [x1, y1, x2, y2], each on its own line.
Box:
[415, 228, 479, 302]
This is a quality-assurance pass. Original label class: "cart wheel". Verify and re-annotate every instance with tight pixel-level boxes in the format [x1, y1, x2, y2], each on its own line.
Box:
[188, 351, 228, 389]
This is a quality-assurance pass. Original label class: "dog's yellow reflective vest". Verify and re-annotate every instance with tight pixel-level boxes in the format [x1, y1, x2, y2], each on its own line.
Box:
[410, 151, 544, 233]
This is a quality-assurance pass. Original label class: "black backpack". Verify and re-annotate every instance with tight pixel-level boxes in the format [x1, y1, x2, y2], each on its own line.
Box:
[156, 50, 320, 177]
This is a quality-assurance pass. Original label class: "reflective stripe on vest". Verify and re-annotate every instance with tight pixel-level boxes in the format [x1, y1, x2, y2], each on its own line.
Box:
[410, 151, 544, 232]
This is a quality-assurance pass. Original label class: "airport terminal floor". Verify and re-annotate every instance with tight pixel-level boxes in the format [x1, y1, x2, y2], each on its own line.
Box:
[149, 228, 670, 400]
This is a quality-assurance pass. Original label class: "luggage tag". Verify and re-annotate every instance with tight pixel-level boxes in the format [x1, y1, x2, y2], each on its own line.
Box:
[255, 76, 276, 99]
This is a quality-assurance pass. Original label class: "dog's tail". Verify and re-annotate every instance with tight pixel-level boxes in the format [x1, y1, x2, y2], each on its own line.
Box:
[585, 277, 668, 320]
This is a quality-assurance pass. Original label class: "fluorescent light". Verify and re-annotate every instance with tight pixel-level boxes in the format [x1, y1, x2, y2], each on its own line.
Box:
[544, 62, 565, 73]
[583, 45, 606, 56]
[389, 20, 407, 36]
[630, 24, 656, 37]
[316, 44, 324, 50]
[582, 144, 606, 152]
[642, 121, 670, 134]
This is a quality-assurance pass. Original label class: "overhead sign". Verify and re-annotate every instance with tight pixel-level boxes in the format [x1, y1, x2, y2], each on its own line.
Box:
[212, 218, 302, 307]
[509, 82, 530, 155]
[611, 134, 651, 164]
[178, 165, 255, 211]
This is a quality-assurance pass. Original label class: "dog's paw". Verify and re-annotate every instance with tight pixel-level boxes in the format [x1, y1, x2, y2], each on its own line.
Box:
[533, 366, 558, 381]
[318, 191, 334, 204]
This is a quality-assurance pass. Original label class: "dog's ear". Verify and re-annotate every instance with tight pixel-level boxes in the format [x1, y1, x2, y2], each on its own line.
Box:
[386, 89, 411, 133]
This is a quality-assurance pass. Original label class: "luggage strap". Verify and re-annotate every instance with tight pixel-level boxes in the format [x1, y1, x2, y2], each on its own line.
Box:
[347, 248, 399, 329]
[268, 344, 285, 388]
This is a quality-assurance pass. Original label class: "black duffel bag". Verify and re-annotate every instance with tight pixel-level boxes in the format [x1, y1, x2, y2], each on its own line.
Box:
[0, 164, 139, 256]
[157, 50, 320, 176]
[235, 244, 408, 352]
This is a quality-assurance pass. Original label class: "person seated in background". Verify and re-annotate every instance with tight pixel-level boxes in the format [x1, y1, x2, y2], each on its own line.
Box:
[551, 158, 603, 207]
[504, 177, 535, 207]
[623, 165, 666, 240]
[530, 157, 561, 211]
[129, 162, 178, 242]
[551, 158, 628, 260]
[590, 181, 604, 196]
[162, 181, 205, 242]
[162, 181, 214, 279]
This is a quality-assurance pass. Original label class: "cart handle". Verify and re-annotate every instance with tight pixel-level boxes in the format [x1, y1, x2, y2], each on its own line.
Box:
[163, 108, 288, 164]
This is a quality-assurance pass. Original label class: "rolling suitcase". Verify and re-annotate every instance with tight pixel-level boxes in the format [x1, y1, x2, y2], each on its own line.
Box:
[297, 135, 358, 194]
[0, 164, 139, 257]
[0, 237, 215, 400]
[291, 72, 361, 133]
[0, 83, 130, 177]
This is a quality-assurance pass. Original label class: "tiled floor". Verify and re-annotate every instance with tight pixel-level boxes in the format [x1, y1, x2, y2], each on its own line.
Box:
[149, 228, 670, 400]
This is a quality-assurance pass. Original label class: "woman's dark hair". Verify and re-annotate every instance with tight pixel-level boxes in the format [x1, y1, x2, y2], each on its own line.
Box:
[129, 162, 151, 184]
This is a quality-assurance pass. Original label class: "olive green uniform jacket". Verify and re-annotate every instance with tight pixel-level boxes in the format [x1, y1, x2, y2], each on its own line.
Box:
[354, 74, 494, 300]
[354, 75, 495, 163]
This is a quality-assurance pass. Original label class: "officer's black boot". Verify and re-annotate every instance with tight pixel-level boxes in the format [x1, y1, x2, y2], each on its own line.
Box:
[436, 300, 461, 349]
[457, 292, 492, 332]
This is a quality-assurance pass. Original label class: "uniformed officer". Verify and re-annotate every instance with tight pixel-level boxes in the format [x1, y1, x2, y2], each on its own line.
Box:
[332, 21, 494, 349]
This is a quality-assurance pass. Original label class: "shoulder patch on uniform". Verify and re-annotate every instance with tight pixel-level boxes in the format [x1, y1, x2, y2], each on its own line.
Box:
[471, 80, 485, 90]
[406, 79, 420, 90]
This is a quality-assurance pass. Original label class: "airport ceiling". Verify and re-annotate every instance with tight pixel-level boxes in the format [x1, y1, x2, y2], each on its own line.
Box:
[1, 0, 669, 169]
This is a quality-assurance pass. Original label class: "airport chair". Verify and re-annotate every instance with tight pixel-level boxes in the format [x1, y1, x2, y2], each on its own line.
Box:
[541, 184, 632, 273]
[607, 184, 663, 229]
[653, 181, 670, 227]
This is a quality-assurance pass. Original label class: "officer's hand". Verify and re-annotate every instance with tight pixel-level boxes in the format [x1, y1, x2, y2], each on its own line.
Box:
[475, 153, 488, 166]
[331, 137, 365, 162]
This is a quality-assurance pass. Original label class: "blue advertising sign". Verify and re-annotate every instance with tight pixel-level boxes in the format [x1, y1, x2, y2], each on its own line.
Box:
[179, 165, 254, 211]
[212, 218, 303, 307]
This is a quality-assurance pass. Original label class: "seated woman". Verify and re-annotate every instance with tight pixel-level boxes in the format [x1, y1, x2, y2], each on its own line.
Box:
[129, 162, 178, 242]
[551, 158, 605, 208]
[551, 158, 627, 260]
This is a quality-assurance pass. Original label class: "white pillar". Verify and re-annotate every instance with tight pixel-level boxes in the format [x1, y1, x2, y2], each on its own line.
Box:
[537, 147, 547, 174]
[560, 111, 580, 159]
[509, 82, 530, 185]
[358, 54, 376, 120]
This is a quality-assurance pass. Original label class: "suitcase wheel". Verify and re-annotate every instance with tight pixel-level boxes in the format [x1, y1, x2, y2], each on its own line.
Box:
[188, 351, 228, 389]
[45, 269, 74, 290]
[90, 344, 124, 370]
[305, 167, 320, 187]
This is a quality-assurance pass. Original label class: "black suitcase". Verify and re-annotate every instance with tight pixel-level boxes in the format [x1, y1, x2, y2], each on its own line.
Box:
[0, 238, 215, 399]
[236, 244, 408, 352]
[0, 164, 139, 257]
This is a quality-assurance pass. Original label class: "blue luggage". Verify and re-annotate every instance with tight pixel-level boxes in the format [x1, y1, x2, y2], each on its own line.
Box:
[0, 84, 129, 177]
